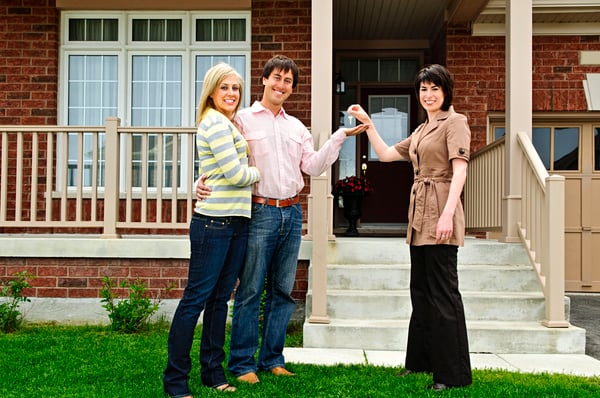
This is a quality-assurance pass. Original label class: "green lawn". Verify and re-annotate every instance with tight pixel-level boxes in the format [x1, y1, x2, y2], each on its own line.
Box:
[1, 324, 599, 397]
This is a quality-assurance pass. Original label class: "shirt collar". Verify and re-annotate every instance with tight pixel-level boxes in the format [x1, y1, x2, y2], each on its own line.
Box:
[250, 100, 289, 119]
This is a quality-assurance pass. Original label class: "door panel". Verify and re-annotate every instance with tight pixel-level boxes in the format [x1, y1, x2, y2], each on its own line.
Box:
[358, 87, 419, 223]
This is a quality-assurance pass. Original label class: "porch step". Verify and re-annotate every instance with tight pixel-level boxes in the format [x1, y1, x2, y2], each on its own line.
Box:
[326, 263, 541, 292]
[303, 319, 585, 354]
[306, 290, 546, 321]
[303, 237, 586, 354]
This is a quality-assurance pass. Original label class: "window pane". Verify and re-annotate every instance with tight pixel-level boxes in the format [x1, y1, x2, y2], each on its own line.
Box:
[149, 19, 165, 41]
[132, 19, 148, 41]
[230, 19, 246, 41]
[131, 55, 182, 127]
[103, 19, 118, 41]
[166, 19, 182, 41]
[380, 59, 398, 82]
[495, 127, 505, 140]
[340, 59, 358, 82]
[360, 59, 379, 81]
[532, 127, 551, 170]
[69, 19, 85, 41]
[213, 19, 228, 41]
[368, 95, 410, 160]
[553, 127, 579, 170]
[400, 59, 419, 81]
[196, 19, 211, 41]
[68, 55, 118, 126]
[86, 19, 102, 41]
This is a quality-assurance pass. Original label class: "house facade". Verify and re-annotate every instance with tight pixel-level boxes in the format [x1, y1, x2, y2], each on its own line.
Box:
[2, 0, 600, 322]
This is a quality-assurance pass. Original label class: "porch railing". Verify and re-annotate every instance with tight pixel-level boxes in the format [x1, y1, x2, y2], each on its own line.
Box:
[464, 136, 504, 231]
[515, 130, 568, 327]
[465, 132, 568, 327]
[0, 118, 196, 237]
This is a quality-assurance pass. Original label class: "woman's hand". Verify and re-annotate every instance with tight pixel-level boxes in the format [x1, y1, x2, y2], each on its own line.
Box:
[436, 211, 454, 243]
[347, 104, 372, 125]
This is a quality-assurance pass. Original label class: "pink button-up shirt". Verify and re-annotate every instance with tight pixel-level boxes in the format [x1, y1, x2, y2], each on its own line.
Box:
[236, 101, 348, 199]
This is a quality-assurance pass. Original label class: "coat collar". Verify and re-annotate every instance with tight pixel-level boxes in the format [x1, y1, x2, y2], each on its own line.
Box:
[419, 107, 455, 137]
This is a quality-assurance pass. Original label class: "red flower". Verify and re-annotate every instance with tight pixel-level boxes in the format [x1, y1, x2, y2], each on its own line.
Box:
[334, 175, 374, 196]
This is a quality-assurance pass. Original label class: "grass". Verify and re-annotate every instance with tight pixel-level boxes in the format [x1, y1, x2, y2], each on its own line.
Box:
[1, 323, 599, 397]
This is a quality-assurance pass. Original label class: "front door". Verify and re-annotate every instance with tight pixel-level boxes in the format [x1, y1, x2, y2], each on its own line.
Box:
[358, 87, 420, 224]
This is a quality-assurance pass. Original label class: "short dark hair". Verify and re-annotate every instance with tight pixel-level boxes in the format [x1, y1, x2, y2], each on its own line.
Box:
[414, 64, 454, 111]
[262, 55, 299, 88]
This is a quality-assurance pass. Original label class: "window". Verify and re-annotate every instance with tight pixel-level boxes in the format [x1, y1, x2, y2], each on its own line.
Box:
[490, 123, 580, 171]
[59, 11, 251, 190]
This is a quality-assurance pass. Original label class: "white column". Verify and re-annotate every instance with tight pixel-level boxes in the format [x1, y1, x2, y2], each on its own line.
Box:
[307, 0, 333, 324]
[503, 0, 532, 242]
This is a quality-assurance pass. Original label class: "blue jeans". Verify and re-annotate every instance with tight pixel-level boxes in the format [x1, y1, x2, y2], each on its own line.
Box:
[228, 202, 302, 376]
[163, 214, 249, 397]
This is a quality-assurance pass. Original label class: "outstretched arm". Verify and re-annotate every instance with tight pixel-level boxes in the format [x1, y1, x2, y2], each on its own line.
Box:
[347, 104, 404, 162]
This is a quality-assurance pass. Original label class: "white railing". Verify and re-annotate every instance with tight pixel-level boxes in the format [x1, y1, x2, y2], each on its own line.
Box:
[464, 137, 504, 231]
[515, 130, 568, 327]
[0, 118, 196, 237]
[464, 132, 568, 327]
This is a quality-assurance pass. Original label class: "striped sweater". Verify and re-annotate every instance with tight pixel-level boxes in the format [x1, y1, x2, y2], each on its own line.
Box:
[194, 108, 260, 218]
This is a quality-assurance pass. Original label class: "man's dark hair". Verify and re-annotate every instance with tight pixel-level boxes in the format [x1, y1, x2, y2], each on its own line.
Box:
[262, 55, 299, 88]
[414, 64, 454, 111]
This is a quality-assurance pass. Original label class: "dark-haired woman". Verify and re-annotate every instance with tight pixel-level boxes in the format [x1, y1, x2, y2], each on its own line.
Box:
[348, 64, 472, 391]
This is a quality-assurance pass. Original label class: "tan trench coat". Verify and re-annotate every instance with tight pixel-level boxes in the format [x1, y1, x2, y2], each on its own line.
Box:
[394, 108, 471, 246]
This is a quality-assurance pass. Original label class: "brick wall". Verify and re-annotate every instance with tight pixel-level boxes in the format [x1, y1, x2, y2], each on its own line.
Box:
[0, 0, 58, 125]
[250, 0, 313, 219]
[447, 24, 600, 151]
[0, 257, 309, 304]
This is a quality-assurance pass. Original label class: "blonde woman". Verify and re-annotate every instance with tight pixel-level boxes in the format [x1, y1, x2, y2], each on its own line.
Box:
[163, 63, 260, 397]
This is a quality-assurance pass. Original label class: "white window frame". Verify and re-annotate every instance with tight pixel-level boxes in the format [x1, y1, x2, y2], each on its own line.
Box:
[58, 10, 251, 194]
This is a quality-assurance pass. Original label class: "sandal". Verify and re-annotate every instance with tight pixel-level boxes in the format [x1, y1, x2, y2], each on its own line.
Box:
[214, 384, 237, 393]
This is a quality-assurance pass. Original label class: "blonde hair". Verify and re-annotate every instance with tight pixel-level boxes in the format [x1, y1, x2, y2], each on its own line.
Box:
[196, 62, 244, 125]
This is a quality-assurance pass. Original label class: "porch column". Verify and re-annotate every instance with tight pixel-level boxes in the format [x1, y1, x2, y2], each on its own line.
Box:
[502, 0, 532, 243]
[102, 117, 121, 238]
[307, 0, 333, 324]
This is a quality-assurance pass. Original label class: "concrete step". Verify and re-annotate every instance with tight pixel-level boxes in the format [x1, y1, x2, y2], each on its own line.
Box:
[306, 290, 547, 321]
[327, 237, 530, 265]
[303, 319, 586, 354]
[324, 263, 541, 292]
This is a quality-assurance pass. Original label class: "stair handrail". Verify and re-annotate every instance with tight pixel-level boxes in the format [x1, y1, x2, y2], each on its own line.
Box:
[516, 130, 569, 327]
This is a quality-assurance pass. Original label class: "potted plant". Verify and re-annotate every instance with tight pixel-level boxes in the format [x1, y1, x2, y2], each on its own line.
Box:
[333, 175, 373, 236]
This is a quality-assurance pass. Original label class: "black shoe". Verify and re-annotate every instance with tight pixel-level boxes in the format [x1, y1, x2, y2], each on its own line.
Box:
[429, 383, 450, 391]
[395, 369, 414, 377]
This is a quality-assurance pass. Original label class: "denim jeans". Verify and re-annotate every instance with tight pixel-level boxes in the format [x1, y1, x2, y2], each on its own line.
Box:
[228, 202, 302, 376]
[163, 214, 249, 397]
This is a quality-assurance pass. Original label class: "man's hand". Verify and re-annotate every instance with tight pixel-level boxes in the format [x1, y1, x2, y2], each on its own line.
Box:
[343, 123, 370, 137]
[195, 174, 212, 201]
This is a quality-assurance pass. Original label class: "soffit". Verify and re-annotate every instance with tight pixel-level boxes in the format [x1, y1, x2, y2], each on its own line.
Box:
[333, 0, 488, 43]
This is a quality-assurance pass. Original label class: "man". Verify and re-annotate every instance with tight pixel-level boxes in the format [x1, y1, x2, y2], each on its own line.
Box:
[197, 55, 367, 384]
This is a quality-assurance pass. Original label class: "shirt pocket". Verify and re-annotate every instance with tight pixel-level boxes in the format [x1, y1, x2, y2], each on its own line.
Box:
[287, 131, 303, 163]
[244, 130, 269, 158]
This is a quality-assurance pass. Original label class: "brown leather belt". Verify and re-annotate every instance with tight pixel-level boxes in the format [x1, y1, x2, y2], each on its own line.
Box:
[251, 195, 299, 208]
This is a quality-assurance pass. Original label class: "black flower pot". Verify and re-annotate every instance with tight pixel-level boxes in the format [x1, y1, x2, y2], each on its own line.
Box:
[342, 193, 363, 237]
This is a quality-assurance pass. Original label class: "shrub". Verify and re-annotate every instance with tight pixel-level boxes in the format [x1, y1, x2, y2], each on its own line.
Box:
[100, 277, 171, 333]
[0, 271, 33, 333]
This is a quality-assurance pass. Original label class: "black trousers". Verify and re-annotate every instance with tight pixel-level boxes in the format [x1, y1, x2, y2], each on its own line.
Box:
[405, 244, 472, 387]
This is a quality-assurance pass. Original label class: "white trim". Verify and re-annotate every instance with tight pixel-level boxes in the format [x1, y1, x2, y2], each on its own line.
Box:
[473, 22, 600, 36]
